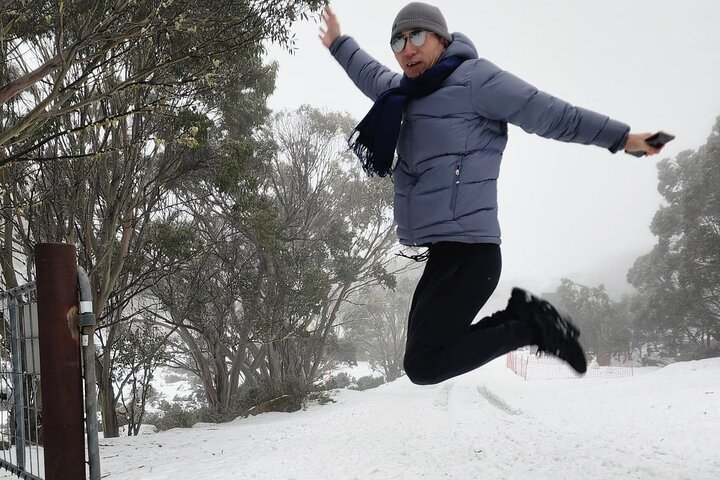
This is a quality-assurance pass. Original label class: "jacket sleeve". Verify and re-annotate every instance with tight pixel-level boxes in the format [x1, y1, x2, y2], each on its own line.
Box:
[469, 59, 630, 153]
[330, 35, 402, 101]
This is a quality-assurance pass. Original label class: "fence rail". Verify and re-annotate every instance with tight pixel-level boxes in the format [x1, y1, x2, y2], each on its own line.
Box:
[0, 282, 43, 479]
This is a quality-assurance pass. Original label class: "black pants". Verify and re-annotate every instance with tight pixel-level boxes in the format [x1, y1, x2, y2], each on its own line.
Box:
[403, 242, 534, 385]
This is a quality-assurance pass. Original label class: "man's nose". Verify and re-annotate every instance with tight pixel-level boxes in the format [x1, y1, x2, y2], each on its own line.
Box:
[402, 42, 418, 56]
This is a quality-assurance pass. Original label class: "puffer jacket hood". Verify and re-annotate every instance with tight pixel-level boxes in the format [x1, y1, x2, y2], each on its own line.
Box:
[442, 32, 478, 62]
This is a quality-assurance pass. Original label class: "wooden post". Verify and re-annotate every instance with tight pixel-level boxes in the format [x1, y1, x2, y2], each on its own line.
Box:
[35, 243, 85, 480]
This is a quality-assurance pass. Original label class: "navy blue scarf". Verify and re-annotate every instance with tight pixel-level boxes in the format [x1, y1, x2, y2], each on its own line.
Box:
[348, 56, 464, 177]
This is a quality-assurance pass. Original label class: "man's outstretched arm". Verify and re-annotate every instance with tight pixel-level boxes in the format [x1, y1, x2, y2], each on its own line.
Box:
[319, 5, 400, 101]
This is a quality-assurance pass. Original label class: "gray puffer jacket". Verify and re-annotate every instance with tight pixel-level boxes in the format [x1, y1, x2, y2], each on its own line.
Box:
[330, 33, 630, 246]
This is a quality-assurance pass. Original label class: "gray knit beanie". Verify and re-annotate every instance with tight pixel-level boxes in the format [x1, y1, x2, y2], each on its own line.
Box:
[391, 2, 452, 43]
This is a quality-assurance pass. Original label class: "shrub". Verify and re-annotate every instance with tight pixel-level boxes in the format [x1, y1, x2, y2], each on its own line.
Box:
[307, 391, 335, 405]
[321, 372, 354, 390]
[145, 401, 200, 432]
[351, 375, 385, 391]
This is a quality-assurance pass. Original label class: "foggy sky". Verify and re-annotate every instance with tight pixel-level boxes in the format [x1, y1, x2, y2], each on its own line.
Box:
[264, 0, 720, 304]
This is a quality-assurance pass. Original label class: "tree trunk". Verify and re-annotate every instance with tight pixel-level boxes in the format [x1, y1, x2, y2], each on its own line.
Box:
[98, 375, 119, 437]
[98, 322, 120, 437]
[0, 169, 19, 288]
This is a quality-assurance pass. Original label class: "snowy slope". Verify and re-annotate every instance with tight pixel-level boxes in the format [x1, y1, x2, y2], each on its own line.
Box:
[95, 357, 720, 480]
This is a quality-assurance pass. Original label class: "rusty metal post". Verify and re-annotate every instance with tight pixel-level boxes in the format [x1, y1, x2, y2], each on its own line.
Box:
[35, 243, 85, 480]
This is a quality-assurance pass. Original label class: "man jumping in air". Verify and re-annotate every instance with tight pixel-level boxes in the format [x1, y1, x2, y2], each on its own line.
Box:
[319, 2, 665, 385]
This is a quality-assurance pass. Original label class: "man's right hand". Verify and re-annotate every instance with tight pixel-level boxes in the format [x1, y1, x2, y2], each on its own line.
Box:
[319, 5, 341, 49]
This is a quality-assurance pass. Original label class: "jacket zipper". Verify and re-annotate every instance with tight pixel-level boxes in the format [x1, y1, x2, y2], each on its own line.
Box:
[450, 157, 463, 216]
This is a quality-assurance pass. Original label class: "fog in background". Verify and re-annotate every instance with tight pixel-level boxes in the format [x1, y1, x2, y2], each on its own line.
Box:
[264, 0, 720, 308]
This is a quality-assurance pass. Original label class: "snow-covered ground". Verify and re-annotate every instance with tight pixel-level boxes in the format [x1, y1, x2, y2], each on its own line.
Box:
[92, 356, 720, 480]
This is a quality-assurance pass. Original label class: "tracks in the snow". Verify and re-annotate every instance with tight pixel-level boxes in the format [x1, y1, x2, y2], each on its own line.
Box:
[430, 381, 523, 418]
[432, 383, 453, 409]
[476, 385, 523, 416]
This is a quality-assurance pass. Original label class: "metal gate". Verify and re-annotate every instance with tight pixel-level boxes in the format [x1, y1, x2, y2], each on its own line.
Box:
[0, 244, 100, 480]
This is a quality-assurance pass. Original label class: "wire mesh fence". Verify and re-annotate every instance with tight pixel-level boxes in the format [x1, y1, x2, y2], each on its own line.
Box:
[0, 282, 44, 480]
[507, 348, 634, 380]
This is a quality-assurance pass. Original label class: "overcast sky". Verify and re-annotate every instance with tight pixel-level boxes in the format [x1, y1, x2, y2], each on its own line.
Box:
[264, 0, 720, 302]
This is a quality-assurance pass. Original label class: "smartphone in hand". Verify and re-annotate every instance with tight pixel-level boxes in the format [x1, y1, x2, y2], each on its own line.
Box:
[645, 131, 675, 148]
[627, 131, 675, 157]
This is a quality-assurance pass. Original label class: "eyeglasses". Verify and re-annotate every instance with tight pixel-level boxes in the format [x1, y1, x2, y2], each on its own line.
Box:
[390, 29, 431, 53]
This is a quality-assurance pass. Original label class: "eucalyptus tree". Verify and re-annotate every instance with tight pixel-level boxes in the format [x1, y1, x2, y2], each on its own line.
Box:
[341, 276, 415, 381]
[149, 106, 401, 415]
[628, 117, 720, 357]
[0, 0, 324, 165]
[1, 0, 326, 436]
[554, 279, 631, 364]
[248, 106, 399, 394]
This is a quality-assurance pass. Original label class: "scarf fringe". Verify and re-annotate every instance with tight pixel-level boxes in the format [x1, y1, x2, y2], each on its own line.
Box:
[348, 56, 464, 179]
[348, 131, 392, 177]
[396, 249, 430, 263]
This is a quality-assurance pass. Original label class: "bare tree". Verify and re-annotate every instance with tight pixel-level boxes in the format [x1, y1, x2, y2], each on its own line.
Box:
[341, 276, 415, 381]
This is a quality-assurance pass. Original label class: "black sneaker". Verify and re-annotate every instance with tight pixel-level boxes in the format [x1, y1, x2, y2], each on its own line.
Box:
[509, 287, 587, 374]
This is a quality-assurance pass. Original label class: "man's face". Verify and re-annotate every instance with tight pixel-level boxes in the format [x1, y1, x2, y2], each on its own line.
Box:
[392, 29, 446, 78]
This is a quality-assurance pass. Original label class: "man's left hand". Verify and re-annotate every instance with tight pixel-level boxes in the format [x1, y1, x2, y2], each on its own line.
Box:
[624, 132, 663, 156]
